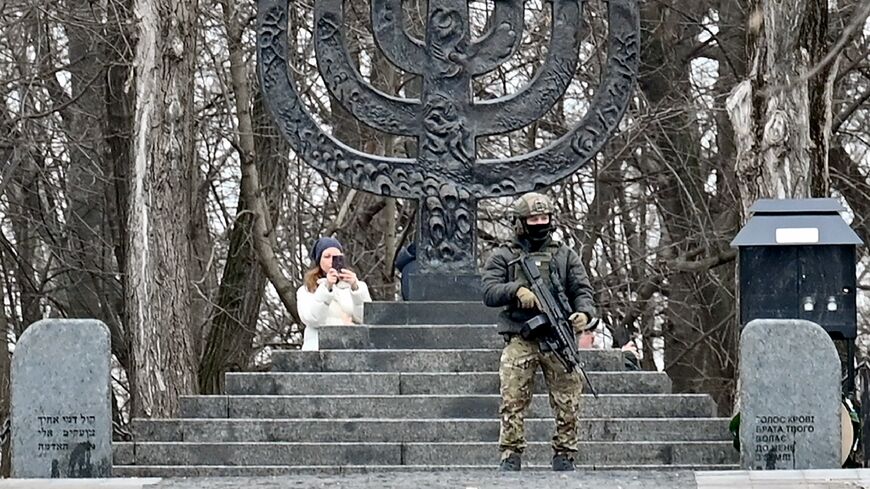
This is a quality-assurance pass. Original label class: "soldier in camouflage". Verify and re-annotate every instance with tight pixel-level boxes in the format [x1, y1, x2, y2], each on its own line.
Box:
[481, 192, 596, 472]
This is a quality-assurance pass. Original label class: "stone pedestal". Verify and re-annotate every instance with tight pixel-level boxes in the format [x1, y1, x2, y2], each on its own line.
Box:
[406, 273, 482, 301]
[363, 301, 499, 326]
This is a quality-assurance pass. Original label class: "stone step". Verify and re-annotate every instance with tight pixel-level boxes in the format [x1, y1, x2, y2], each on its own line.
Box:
[410, 441, 738, 466]
[318, 325, 503, 349]
[132, 417, 730, 443]
[179, 394, 716, 419]
[113, 463, 740, 477]
[225, 371, 670, 396]
[113, 441, 737, 466]
[271, 349, 624, 372]
[363, 301, 499, 325]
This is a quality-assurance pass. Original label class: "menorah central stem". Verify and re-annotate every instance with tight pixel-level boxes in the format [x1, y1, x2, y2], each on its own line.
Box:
[420, 0, 474, 177]
[424, 0, 471, 95]
[406, 0, 483, 300]
[409, 185, 480, 300]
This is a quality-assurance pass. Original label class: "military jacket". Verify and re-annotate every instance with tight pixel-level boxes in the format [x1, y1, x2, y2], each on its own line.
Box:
[481, 238, 596, 335]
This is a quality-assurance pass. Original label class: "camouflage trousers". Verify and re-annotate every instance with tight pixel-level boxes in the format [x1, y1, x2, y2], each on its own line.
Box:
[498, 336, 582, 458]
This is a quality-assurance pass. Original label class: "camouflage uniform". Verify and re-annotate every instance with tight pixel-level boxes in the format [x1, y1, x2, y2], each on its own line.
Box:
[481, 192, 595, 461]
[499, 336, 583, 455]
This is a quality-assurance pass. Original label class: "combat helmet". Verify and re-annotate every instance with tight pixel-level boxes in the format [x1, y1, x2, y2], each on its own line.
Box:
[511, 192, 555, 219]
[511, 192, 555, 242]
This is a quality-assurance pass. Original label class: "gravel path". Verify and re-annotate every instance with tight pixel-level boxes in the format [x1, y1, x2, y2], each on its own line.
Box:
[3, 469, 870, 488]
[150, 470, 696, 489]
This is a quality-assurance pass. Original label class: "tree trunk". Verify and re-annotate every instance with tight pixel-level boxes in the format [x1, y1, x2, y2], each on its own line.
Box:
[189, 163, 217, 361]
[8, 163, 41, 332]
[103, 0, 136, 375]
[127, 0, 199, 417]
[638, 1, 741, 413]
[198, 0, 295, 394]
[227, 0, 298, 322]
[0, 286, 10, 477]
[62, 0, 110, 322]
[727, 0, 834, 217]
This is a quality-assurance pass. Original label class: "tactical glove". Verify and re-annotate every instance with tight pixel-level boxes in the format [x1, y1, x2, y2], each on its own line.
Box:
[516, 287, 540, 309]
[569, 312, 589, 333]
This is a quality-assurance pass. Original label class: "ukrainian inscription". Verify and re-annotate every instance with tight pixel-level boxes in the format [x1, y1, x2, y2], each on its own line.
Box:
[752, 415, 817, 466]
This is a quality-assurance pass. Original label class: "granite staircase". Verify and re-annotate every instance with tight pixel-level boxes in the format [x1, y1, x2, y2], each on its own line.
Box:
[114, 302, 738, 475]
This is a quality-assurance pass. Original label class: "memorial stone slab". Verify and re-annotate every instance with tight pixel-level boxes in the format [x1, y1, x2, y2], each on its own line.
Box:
[11, 319, 112, 477]
[739, 319, 840, 469]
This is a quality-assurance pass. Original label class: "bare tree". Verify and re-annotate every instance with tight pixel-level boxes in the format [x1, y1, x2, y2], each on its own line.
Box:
[0, 286, 9, 476]
[727, 0, 840, 213]
[126, 0, 200, 417]
[198, 0, 295, 394]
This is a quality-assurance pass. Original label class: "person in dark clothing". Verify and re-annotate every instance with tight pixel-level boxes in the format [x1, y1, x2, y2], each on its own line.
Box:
[481, 192, 596, 472]
[394, 242, 417, 301]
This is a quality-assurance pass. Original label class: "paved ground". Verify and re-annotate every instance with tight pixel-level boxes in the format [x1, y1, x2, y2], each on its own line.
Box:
[1, 470, 868, 488]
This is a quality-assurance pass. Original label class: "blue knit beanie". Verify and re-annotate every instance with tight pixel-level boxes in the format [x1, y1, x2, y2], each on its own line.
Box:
[310, 237, 343, 264]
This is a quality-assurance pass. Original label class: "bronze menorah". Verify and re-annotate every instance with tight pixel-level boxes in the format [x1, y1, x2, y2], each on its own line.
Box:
[257, 0, 639, 300]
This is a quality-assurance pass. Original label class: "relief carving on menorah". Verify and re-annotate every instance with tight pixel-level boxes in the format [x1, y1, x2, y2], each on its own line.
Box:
[257, 0, 639, 299]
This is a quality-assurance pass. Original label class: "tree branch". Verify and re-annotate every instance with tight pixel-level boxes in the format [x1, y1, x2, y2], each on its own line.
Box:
[619, 248, 737, 341]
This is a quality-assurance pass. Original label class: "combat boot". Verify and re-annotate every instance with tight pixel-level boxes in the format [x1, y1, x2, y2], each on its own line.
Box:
[499, 452, 521, 471]
[552, 452, 575, 471]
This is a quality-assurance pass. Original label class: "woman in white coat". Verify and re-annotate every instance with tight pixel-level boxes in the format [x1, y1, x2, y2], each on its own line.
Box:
[296, 237, 371, 351]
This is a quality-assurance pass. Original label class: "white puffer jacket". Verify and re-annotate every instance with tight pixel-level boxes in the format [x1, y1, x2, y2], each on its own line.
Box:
[296, 278, 371, 351]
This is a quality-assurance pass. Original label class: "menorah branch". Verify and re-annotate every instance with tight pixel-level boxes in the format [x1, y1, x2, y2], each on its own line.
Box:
[473, 0, 584, 136]
[371, 0, 425, 75]
[472, 0, 640, 194]
[315, 0, 421, 136]
[468, 0, 524, 76]
[257, 0, 420, 199]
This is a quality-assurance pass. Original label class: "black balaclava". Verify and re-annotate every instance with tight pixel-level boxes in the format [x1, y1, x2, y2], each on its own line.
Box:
[520, 219, 553, 252]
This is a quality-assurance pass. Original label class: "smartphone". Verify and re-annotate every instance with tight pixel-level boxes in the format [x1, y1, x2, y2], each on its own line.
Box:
[331, 255, 346, 272]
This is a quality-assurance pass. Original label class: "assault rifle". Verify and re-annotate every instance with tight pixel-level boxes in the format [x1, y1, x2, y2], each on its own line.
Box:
[510, 255, 599, 397]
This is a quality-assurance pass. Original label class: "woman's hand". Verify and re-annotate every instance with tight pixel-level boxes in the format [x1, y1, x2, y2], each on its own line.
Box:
[339, 268, 359, 291]
[326, 268, 339, 288]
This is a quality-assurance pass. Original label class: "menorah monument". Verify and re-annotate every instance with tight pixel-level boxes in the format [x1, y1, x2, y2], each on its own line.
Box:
[257, 0, 639, 300]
